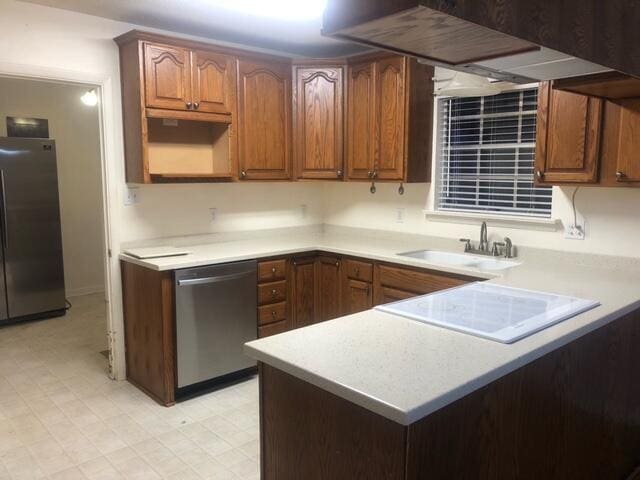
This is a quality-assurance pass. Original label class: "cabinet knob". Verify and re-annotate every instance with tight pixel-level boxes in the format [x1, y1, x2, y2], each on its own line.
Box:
[335, 261, 340, 267]
[616, 171, 626, 181]
[193, 102, 199, 110]
[354, 268, 360, 276]
[337, 170, 343, 178]
[240, 170, 247, 178]
[186, 102, 192, 109]
[271, 311, 277, 317]
[372, 170, 378, 179]
[367, 171, 373, 178]
[535, 170, 544, 181]
[271, 267, 277, 274]
[271, 289, 278, 296]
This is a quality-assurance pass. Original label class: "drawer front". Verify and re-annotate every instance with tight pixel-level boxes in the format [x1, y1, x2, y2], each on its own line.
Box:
[258, 319, 287, 338]
[377, 264, 472, 295]
[258, 280, 287, 305]
[345, 259, 373, 282]
[259, 302, 287, 326]
[377, 286, 415, 306]
[258, 259, 287, 282]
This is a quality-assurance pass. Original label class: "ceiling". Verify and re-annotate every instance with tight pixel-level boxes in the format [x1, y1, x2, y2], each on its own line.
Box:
[19, 0, 368, 57]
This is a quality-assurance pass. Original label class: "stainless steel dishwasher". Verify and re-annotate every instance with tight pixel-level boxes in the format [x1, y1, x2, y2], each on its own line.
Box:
[175, 260, 257, 392]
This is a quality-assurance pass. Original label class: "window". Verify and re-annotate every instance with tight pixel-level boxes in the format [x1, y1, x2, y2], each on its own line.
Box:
[436, 88, 552, 218]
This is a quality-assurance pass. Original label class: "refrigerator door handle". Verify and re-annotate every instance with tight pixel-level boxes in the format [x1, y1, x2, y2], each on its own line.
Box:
[0, 170, 7, 249]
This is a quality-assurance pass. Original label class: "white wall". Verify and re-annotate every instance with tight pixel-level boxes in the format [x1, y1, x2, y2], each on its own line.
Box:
[0, 77, 105, 296]
[322, 182, 640, 258]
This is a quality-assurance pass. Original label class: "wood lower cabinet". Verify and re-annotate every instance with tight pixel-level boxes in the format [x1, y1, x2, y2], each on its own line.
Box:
[535, 81, 603, 184]
[258, 259, 290, 338]
[293, 64, 344, 180]
[343, 278, 373, 314]
[291, 257, 318, 328]
[316, 256, 342, 322]
[237, 58, 292, 180]
[121, 261, 176, 406]
[374, 263, 477, 306]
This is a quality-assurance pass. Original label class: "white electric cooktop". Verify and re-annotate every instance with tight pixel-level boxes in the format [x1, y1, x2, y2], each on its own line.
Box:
[375, 283, 600, 343]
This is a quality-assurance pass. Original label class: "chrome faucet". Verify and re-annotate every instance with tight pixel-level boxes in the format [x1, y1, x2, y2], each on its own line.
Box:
[479, 221, 489, 252]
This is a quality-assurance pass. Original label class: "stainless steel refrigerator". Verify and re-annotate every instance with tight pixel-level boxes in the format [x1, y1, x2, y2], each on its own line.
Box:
[0, 137, 66, 325]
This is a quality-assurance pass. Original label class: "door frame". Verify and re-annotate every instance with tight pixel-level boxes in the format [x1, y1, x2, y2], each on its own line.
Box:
[0, 60, 125, 380]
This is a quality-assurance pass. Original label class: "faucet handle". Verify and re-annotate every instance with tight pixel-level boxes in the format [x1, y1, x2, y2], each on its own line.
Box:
[491, 242, 505, 257]
[459, 238, 471, 252]
[503, 237, 513, 258]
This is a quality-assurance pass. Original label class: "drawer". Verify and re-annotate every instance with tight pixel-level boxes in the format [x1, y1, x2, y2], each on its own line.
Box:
[377, 264, 473, 295]
[345, 259, 373, 282]
[258, 319, 287, 338]
[377, 286, 415, 305]
[258, 259, 287, 282]
[258, 280, 287, 305]
[258, 302, 287, 326]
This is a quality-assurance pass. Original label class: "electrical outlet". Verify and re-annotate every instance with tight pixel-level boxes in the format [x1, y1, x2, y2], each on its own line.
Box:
[565, 223, 585, 240]
[124, 187, 139, 206]
[209, 208, 217, 222]
[396, 208, 405, 223]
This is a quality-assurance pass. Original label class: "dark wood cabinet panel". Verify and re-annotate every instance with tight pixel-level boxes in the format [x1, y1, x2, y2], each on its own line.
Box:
[316, 256, 342, 322]
[258, 302, 287, 326]
[346, 60, 376, 180]
[191, 50, 236, 114]
[237, 59, 292, 180]
[375, 56, 406, 181]
[258, 320, 288, 338]
[258, 259, 287, 282]
[535, 82, 603, 184]
[343, 278, 372, 315]
[143, 43, 192, 111]
[258, 280, 287, 305]
[293, 66, 344, 180]
[609, 98, 640, 183]
[291, 257, 317, 328]
[376, 286, 415, 306]
[121, 261, 175, 406]
[344, 259, 373, 283]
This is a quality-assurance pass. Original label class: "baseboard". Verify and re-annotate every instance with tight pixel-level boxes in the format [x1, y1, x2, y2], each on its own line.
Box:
[66, 285, 105, 298]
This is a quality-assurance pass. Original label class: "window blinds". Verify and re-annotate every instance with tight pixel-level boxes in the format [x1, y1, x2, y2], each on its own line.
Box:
[437, 88, 552, 218]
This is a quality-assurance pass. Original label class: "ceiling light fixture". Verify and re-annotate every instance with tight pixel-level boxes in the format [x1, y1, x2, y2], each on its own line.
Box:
[205, 0, 327, 20]
[80, 89, 98, 107]
[435, 72, 502, 98]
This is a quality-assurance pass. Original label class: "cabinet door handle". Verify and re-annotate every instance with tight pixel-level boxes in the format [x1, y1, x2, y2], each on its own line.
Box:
[335, 261, 340, 267]
[535, 170, 544, 180]
[616, 171, 626, 181]
[186, 101, 192, 109]
[193, 102, 200, 110]
[240, 170, 247, 178]
[336, 170, 343, 178]
[367, 170, 373, 178]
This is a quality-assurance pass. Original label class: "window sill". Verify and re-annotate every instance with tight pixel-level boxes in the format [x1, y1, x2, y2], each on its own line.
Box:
[423, 210, 563, 232]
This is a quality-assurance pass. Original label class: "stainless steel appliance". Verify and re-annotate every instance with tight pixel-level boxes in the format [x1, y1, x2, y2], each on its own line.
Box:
[0, 137, 66, 324]
[175, 260, 257, 391]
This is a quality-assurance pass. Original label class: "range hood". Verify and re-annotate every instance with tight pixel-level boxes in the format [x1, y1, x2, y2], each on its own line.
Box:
[423, 47, 612, 85]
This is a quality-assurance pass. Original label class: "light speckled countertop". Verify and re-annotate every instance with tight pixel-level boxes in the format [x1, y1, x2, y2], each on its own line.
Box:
[120, 226, 640, 425]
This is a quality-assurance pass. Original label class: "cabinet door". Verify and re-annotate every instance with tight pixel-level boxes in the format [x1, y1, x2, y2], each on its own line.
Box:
[346, 61, 376, 180]
[191, 50, 236, 114]
[375, 286, 414, 306]
[613, 98, 640, 183]
[291, 257, 317, 329]
[316, 256, 342, 322]
[343, 279, 372, 315]
[237, 59, 292, 180]
[535, 82, 603, 184]
[294, 67, 344, 180]
[375, 56, 406, 180]
[144, 43, 192, 111]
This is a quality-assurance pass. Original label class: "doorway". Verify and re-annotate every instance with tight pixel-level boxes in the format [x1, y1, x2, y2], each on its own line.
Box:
[0, 76, 112, 376]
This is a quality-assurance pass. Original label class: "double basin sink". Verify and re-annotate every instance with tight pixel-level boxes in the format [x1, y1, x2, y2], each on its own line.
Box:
[398, 249, 519, 272]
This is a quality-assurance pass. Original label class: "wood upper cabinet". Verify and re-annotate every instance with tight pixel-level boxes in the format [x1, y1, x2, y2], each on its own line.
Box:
[291, 257, 317, 329]
[375, 56, 406, 181]
[316, 256, 342, 322]
[191, 50, 236, 114]
[293, 65, 344, 180]
[144, 43, 192, 111]
[601, 98, 640, 184]
[237, 58, 292, 180]
[345, 54, 433, 183]
[535, 82, 603, 184]
[347, 60, 376, 180]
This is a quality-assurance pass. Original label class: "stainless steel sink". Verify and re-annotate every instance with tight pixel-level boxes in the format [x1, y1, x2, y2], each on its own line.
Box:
[398, 250, 520, 271]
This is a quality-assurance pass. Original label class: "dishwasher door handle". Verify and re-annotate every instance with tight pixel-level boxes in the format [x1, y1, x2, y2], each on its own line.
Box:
[177, 271, 254, 287]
